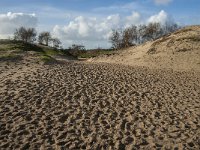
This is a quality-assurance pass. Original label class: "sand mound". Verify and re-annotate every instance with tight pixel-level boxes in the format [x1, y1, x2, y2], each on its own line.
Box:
[0, 40, 76, 64]
[89, 26, 200, 71]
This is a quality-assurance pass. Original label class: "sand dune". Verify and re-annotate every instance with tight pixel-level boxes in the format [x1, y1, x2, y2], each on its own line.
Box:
[0, 60, 200, 149]
[89, 26, 200, 71]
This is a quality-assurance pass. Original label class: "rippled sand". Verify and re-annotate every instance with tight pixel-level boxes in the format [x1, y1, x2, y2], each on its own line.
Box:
[0, 61, 200, 149]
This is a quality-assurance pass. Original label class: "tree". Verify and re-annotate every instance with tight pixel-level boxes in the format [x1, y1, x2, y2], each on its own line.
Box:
[38, 32, 51, 46]
[109, 29, 122, 50]
[130, 25, 138, 44]
[51, 38, 61, 48]
[148, 23, 162, 40]
[122, 25, 137, 48]
[163, 22, 179, 35]
[109, 22, 180, 49]
[14, 27, 37, 43]
[68, 44, 86, 57]
[138, 25, 147, 44]
[69, 44, 85, 51]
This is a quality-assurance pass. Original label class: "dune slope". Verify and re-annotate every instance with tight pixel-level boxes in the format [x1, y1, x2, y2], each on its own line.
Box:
[90, 26, 200, 71]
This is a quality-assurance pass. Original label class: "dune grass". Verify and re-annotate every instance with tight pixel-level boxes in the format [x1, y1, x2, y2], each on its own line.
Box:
[77, 49, 115, 58]
[0, 54, 22, 61]
[0, 39, 116, 62]
[40, 55, 56, 63]
[0, 39, 73, 63]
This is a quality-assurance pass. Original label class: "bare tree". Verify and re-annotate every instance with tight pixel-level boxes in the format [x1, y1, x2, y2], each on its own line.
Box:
[163, 22, 179, 35]
[109, 22, 179, 49]
[14, 27, 37, 43]
[51, 38, 61, 48]
[130, 25, 138, 44]
[109, 29, 122, 50]
[110, 26, 138, 49]
[38, 32, 51, 46]
[138, 25, 147, 44]
[122, 25, 138, 48]
[26, 28, 37, 42]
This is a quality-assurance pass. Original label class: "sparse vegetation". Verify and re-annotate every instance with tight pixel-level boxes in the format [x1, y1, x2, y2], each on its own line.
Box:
[173, 28, 193, 35]
[14, 27, 37, 43]
[147, 47, 157, 54]
[0, 53, 22, 61]
[110, 22, 180, 50]
[66, 44, 115, 58]
[38, 32, 51, 46]
[0, 39, 73, 63]
[176, 35, 200, 42]
[40, 55, 56, 63]
[177, 48, 190, 52]
[38, 32, 62, 48]
[77, 49, 115, 58]
[51, 38, 61, 48]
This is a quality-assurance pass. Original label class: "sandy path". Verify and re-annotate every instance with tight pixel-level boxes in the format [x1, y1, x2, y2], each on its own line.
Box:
[0, 62, 200, 149]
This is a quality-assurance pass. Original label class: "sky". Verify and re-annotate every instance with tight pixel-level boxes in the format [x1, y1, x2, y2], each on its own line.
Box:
[0, 0, 200, 48]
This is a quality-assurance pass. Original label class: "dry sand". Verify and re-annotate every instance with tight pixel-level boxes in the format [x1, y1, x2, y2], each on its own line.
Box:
[0, 60, 200, 149]
[89, 26, 200, 71]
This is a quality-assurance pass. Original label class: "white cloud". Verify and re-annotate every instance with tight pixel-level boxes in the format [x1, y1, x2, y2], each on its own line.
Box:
[125, 12, 142, 27]
[52, 13, 143, 48]
[148, 10, 173, 25]
[0, 11, 174, 48]
[52, 14, 122, 48]
[0, 12, 37, 38]
[154, 0, 173, 5]
[52, 10, 177, 48]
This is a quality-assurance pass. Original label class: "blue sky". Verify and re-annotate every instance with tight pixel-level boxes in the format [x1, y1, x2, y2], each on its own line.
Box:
[0, 0, 200, 48]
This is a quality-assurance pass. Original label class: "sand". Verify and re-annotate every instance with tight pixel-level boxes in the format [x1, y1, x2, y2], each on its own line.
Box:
[89, 26, 200, 71]
[0, 60, 200, 149]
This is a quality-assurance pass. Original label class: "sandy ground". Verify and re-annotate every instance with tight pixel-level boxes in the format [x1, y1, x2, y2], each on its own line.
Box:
[0, 60, 200, 150]
[89, 26, 200, 72]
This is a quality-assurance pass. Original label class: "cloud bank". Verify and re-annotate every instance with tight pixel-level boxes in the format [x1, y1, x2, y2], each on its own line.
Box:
[0, 11, 174, 48]
[52, 10, 173, 48]
[0, 12, 37, 38]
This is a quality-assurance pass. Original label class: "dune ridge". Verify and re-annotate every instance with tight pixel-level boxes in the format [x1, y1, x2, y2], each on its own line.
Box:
[89, 26, 200, 71]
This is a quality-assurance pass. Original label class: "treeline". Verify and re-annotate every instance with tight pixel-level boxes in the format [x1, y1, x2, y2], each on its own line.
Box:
[12, 22, 180, 51]
[65, 44, 113, 58]
[109, 22, 179, 49]
[14, 27, 62, 48]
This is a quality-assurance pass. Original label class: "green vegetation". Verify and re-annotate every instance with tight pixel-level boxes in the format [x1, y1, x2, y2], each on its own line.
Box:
[76, 49, 115, 58]
[65, 44, 116, 59]
[0, 39, 117, 63]
[0, 40, 43, 52]
[0, 39, 73, 63]
[40, 55, 56, 63]
[0, 53, 22, 61]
